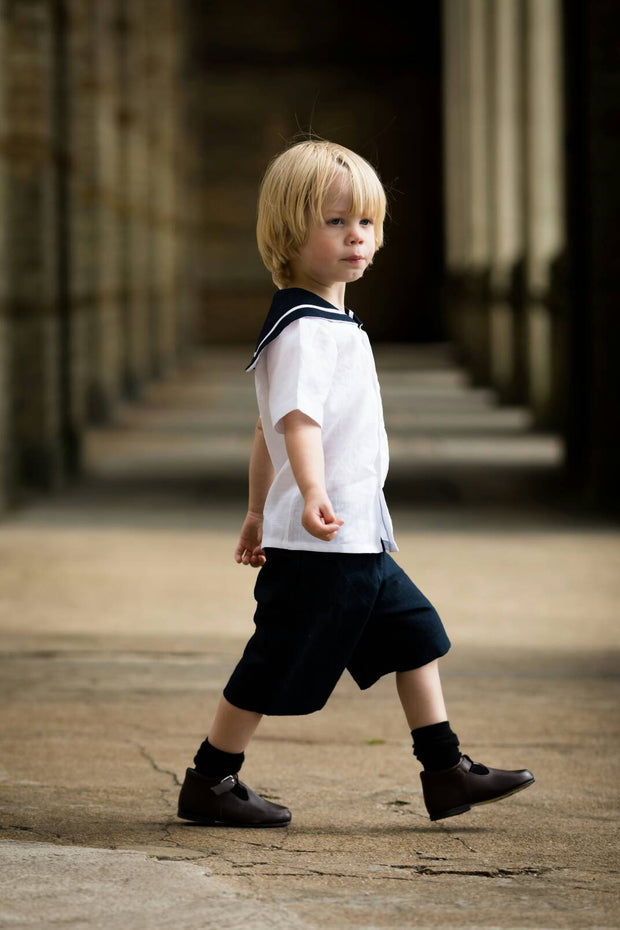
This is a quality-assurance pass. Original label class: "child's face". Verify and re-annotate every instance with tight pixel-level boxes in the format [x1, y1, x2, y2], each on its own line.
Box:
[289, 182, 377, 289]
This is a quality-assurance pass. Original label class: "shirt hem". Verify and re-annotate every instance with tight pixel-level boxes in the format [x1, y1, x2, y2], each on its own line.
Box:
[261, 538, 385, 554]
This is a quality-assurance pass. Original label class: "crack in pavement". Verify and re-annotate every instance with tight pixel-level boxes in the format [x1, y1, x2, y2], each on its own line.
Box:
[208, 862, 561, 881]
[212, 868, 361, 879]
[437, 822, 477, 853]
[0, 823, 67, 842]
[208, 865, 554, 880]
[150, 856, 210, 864]
[234, 839, 344, 854]
[0, 823, 63, 842]
[133, 742, 181, 787]
[231, 861, 270, 867]
[380, 864, 554, 878]
[160, 821, 215, 860]
[156, 786, 176, 813]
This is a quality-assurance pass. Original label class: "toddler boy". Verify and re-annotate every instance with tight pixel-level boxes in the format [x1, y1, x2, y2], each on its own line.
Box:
[177, 140, 534, 827]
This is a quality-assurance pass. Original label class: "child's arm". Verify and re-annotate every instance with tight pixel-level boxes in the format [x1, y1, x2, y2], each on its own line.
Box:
[282, 410, 344, 542]
[234, 417, 274, 566]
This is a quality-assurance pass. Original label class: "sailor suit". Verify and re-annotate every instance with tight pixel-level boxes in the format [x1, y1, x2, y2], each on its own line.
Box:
[223, 288, 450, 715]
[246, 287, 397, 553]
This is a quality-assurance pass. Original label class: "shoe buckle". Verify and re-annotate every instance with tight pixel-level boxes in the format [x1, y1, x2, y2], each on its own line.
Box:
[210, 774, 237, 796]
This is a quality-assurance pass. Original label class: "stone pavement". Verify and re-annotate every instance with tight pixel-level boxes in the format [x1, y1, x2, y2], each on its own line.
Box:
[1, 346, 619, 929]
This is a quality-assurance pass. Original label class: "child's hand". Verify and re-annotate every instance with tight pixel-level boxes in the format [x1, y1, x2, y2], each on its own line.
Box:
[235, 511, 267, 567]
[301, 493, 345, 542]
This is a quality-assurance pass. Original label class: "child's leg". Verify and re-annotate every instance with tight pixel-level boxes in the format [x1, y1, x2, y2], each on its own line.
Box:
[395, 659, 447, 730]
[208, 695, 263, 753]
[396, 659, 461, 773]
[192, 695, 261, 775]
[178, 695, 291, 827]
[396, 659, 535, 822]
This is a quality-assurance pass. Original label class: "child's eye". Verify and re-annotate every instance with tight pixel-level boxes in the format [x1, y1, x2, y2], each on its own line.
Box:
[326, 218, 344, 226]
[360, 218, 373, 226]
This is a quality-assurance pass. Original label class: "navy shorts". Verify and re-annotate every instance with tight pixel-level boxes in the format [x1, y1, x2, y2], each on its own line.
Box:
[222, 545, 451, 716]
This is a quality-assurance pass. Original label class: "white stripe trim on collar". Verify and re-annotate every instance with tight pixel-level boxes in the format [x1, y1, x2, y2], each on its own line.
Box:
[252, 303, 351, 360]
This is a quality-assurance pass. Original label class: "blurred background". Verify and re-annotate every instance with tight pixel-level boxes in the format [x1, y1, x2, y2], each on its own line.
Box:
[0, 7, 619, 917]
[0, 0, 617, 516]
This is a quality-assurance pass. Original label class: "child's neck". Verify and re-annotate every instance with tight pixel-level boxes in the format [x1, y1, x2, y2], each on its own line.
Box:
[287, 276, 346, 312]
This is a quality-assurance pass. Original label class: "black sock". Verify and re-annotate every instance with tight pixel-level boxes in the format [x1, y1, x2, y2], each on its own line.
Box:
[193, 737, 245, 778]
[411, 721, 461, 772]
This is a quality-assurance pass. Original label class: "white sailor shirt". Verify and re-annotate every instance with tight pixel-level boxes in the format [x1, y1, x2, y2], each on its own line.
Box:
[246, 287, 399, 554]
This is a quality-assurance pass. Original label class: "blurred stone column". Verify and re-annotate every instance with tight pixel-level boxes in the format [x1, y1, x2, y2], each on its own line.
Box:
[0, 0, 8, 509]
[144, 0, 180, 375]
[64, 0, 98, 463]
[173, 59, 203, 360]
[486, 0, 527, 404]
[174, 0, 206, 359]
[88, 1, 123, 421]
[442, 0, 491, 385]
[1, 0, 65, 499]
[523, 0, 566, 427]
[118, 0, 150, 397]
[441, 0, 469, 355]
[141, 0, 158, 378]
[464, 0, 491, 385]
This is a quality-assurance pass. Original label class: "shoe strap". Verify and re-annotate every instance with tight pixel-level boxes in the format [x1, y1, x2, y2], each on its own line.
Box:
[461, 754, 490, 775]
[210, 773, 238, 796]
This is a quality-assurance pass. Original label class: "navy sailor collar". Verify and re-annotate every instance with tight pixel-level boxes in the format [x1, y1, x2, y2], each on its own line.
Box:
[245, 287, 364, 371]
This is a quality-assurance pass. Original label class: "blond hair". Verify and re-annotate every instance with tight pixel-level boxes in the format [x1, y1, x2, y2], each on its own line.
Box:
[256, 139, 387, 288]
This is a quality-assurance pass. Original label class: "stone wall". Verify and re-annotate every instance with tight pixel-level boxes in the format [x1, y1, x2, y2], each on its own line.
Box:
[441, 0, 620, 511]
[0, 0, 198, 514]
[1, 0, 617, 515]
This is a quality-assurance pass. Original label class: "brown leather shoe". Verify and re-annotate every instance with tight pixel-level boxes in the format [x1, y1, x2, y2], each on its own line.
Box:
[177, 768, 292, 827]
[420, 754, 535, 821]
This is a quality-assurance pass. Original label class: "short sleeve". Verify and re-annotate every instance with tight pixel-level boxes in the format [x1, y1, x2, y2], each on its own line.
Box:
[265, 319, 338, 434]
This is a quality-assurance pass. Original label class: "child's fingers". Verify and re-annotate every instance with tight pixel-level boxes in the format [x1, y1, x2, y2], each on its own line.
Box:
[301, 500, 344, 540]
[234, 545, 265, 567]
[318, 502, 344, 526]
[235, 541, 259, 564]
[307, 514, 344, 540]
[320, 513, 344, 530]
